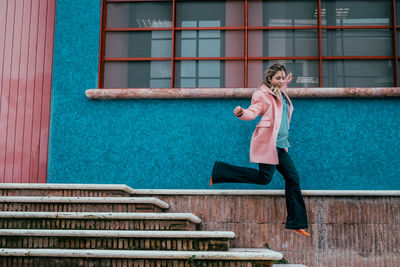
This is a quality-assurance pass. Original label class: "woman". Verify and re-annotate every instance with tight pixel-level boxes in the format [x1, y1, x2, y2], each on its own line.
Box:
[210, 63, 310, 237]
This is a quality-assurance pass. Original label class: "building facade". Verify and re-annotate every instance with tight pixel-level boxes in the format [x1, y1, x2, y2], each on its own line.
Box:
[1, 1, 399, 266]
[0, 0, 399, 190]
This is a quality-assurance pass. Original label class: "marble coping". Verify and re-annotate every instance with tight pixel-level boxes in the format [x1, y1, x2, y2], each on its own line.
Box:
[0, 212, 202, 224]
[85, 87, 400, 99]
[0, 196, 169, 209]
[0, 229, 235, 239]
[135, 189, 400, 196]
[0, 248, 282, 260]
[0, 183, 136, 194]
[1, 183, 398, 197]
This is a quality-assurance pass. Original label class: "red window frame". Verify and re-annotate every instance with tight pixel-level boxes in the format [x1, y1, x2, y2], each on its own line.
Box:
[99, 0, 400, 88]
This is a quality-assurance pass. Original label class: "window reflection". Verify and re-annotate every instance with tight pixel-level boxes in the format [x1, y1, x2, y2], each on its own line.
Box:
[248, 0, 317, 26]
[150, 61, 172, 88]
[396, 0, 400, 25]
[321, 0, 390, 26]
[248, 30, 318, 57]
[103, 0, 396, 88]
[175, 61, 244, 88]
[151, 31, 172, 57]
[177, 21, 223, 58]
[107, 2, 172, 28]
[106, 32, 172, 58]
[248, 60, 319, 88]
[322, 30, 392, 57]
[104, 62, 171, 88]
[397, 35, 400, 55]
[322, 60, 393, 87]
[177, 0, 244, 27]
[176, 20, 224, 87]
[175, 61, 223, 88]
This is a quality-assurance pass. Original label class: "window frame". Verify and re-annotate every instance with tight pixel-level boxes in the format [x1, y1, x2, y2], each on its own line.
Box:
[98, 0, 400, 88]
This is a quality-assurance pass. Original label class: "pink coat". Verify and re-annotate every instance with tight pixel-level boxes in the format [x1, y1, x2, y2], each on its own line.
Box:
[239, 83, 293, 164]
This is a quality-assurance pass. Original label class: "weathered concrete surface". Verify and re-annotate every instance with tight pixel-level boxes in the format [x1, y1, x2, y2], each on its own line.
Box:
[138, 192, 400, 267]
[85, 87, 400, 99]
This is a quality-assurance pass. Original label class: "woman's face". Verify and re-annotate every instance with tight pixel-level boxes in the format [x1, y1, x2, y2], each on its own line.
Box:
[269, 70, 286, 88]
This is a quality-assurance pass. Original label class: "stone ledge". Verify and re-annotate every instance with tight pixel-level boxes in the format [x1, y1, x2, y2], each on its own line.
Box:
[0, 229, 235, 239]
[0, 196, 169, 209]
[85, 87, 400, 99]
[0, 183, 136, 194]
[0, 248, 282, 260]
[2, 184, 398, 197]
[0, 212, 202, 224]
[134, 189, 400, 196]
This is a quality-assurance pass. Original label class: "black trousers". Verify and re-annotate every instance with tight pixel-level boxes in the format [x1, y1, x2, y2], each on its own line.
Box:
[211, 148, 308, 229]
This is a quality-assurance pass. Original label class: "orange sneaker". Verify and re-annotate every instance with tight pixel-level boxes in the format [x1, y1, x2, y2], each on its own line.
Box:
[294, 229, 310, 237]
[210, 176, 213, 187]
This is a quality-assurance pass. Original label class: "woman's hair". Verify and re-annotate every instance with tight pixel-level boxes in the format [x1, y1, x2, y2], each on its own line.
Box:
[285, 66, 291, 75]
[263, 63, 287, 92]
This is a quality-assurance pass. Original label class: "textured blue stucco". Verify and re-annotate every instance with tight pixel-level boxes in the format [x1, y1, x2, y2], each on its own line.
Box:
[48, 0, 400, 190]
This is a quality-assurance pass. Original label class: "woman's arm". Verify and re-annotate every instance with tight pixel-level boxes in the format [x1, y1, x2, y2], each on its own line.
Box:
[234, 91, 268, 121]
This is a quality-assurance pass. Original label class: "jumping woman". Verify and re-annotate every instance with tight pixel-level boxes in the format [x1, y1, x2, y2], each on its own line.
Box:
[210, 63, 310, 237]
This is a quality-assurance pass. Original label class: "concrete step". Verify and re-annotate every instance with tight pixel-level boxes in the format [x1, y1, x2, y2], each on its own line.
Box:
[0, 183, 135, 197]
[0, 196, 168, 212]
[0, 229, 235, 251]
[0, 248, 282, 266]
[0, 212, 201, 231]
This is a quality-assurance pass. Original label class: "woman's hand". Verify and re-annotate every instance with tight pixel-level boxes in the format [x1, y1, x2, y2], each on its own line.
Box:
[234, 106, 244, 117]
[285, 73, 293, 85]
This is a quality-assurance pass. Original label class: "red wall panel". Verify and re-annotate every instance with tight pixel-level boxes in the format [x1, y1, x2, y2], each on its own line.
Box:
[0, 0, 56, 183]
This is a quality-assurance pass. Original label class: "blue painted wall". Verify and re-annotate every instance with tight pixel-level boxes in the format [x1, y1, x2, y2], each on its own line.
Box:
[48, 0, 400, 190]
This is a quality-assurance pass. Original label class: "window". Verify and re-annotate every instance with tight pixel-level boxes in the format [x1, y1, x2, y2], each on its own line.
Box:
[99, 0, 399, 88]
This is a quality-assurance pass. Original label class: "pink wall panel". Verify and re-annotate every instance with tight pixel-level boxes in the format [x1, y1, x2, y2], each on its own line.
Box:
[0, 0, 16, 182]
[12, 0, 32, 182]
[5, 0, 24, 182]
[0, 0, 56, 183]
[38, 0, 56, 182]
[21, 0, 40, 182]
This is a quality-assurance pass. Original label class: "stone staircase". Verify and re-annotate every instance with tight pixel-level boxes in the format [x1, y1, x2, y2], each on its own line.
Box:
[0, 184, 286, 266]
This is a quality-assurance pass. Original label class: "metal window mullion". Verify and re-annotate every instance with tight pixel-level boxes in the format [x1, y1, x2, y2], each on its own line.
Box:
[103, 56, 391, 61]
[244, 0, 248, 88]
[318, 0, 322, 87]
[392, 0, 399, 86]
[106, 27, 172, 31]
[99, 0, 107, 88]
[321, 25, 392, 29]
[171, 0, 176, 88]
[105, 26, 393, 32]
[196, 26, 199, 87]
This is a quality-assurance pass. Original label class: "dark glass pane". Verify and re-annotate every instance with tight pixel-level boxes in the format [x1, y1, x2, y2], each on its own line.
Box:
[107, 2, 172, 28]
[397, 0, 400, 25]
[322, 30, 392, 57]
[322, 60, 394, 87]
[105, 32, 172, 58]
[321, 0, 391, 26]
[248, 30, 318, 57]
[177, 0, 244, 27]
[397, 34, 400, 55]
[248, 0, 317, 26]
[248, 60, 319, 88]
[175, 60, 244, 88]
[176, 30, 244, 58]
[104, 61, 171, 88]
[398, 61, 400, 85]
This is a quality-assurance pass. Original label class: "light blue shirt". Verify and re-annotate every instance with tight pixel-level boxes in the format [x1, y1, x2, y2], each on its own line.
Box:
[276, 93, 292, 148]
